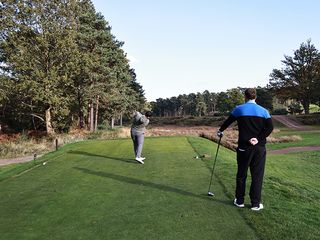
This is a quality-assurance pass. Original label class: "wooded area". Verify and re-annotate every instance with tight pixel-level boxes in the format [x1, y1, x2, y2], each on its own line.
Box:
[150, 87, 273, 117]
[1, 1, 320, 134]
[151, 40, 320, 117]
[0, 0, 146, 134]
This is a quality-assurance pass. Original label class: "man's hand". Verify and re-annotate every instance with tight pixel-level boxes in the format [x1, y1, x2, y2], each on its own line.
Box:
[249, 138, 258, 145]
[217, 130, 224, 138]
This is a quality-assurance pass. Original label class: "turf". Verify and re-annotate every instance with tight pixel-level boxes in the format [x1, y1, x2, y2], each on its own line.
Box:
[189, 137, 320, 240]
[1, 135, 319, 240]
[0, 137, 257, 240]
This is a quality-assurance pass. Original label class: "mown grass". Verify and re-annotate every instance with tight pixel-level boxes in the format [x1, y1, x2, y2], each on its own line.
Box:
[0, 137, 257, 240]
[1, 135, 319, 240]
[189, 137, 320, 240]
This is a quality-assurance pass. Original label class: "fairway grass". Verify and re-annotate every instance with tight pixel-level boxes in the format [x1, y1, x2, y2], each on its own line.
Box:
[0, 137, 257, 240]
[1, 136, 319, 240]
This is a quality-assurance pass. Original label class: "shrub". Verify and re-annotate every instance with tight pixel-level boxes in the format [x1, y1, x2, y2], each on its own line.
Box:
[296, 113, 320, 125]
[97, 124, 108, 130]
[272, 108, 288, 115]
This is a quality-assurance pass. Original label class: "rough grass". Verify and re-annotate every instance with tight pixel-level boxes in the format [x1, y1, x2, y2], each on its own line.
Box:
[296, 113, 320, 125]
[200, 128, 302, 151]
[0, 128, 127, 158]
[0, 138, 49, 158]
[150, 116, 225, 127]
[268, 130, 320, 150]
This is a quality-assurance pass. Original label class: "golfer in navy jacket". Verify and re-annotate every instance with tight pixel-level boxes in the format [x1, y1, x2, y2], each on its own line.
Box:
[218, 88, 273, 211]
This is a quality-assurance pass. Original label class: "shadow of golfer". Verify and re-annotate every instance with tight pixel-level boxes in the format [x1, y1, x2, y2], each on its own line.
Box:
[74, 167, 231, 206]
[68, 150, 135, 164]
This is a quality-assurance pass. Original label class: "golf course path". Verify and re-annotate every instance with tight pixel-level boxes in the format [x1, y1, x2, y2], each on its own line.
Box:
[272, 115, 311, 130]
[0, 154, 43, 166]
[269, 146, 320, 155]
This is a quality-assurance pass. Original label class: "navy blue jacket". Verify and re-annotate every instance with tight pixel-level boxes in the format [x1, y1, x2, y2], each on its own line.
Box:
[219, 100, 273, 148]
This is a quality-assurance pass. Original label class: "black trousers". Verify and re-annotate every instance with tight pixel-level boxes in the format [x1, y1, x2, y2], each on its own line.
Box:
[235, 145, 266, 206]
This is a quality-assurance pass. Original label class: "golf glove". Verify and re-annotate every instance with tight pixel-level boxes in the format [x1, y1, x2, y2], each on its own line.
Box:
[217, 130, 224, 138]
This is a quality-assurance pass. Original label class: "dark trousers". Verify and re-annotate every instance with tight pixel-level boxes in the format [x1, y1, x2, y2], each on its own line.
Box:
[236, 145, 266, 206]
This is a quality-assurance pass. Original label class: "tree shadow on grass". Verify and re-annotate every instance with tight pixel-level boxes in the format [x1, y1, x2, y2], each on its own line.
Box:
[68, 150, 135, 164]
[74, 167, 231, 206]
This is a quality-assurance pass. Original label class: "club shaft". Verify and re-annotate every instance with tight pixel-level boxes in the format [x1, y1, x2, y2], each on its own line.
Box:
[207, 136, 222, 192]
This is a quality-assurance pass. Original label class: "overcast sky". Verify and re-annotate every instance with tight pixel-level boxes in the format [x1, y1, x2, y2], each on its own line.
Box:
[91, 0, 320, 101]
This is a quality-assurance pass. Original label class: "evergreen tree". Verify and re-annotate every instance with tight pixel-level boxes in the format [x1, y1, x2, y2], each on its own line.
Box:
[1, 0, 78, 133]
[71, 1, 144, 130]
[256, 86, 273, 111]
[195, 92, 206, 116]
[1, 0, 146, 132]
[269, 39, 320, 114]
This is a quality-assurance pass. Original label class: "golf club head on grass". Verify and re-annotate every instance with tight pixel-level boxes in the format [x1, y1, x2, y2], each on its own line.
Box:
[207, 191, 214, 197]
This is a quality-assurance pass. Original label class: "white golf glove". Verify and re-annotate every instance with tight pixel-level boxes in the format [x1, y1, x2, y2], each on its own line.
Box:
[217, 130, 224, 138]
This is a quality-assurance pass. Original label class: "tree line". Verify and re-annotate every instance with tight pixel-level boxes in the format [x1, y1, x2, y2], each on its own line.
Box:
[150, 87, 273, 117]
[1, 1, 319, 134]
[0, 0, 146, 134]
[152, 39, 320, 117]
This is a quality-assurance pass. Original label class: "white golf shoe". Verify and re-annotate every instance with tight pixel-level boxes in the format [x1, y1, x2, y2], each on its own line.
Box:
[233, 199, 245, 208]
[135, 157, 144, 164]
[251, 203, 264, 211]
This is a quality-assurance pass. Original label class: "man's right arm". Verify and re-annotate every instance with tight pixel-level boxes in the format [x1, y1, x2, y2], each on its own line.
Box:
[219, 114, 236, 132]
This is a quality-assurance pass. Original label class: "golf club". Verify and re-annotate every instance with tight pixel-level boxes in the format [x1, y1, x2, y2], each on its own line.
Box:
[207, 135, 222, 197]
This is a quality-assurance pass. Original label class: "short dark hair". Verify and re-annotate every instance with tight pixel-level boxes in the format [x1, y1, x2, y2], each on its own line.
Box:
[145, 111, 152, 117]
[244, 88, 256, 100]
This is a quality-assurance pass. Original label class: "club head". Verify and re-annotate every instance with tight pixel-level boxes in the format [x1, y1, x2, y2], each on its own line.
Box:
[207, 191, 214, 197]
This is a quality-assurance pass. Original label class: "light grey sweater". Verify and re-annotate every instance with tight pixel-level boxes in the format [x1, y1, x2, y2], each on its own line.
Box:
[131, 112, 150, 134]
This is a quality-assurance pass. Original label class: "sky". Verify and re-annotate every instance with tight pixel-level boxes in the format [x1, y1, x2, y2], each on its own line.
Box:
[91, 0, 320, 101]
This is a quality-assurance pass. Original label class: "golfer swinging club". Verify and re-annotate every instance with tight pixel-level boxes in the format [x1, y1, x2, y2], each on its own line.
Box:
[131, 111, 152, 164]
[217, 88, 273, 211]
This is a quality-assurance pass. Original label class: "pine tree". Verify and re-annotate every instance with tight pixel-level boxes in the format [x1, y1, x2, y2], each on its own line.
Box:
[270, 39, 320, 114]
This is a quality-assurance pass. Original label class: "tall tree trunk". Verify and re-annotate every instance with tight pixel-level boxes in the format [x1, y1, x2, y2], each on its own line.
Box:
[111, 118, 114, 129]
[120, 114, 123, 126]
[90, 101, 94, 132]
[94, 95, 99, 131]
[45, 107, 54, 135]
[78, 89, 84, 128]
[302, 99, 310, 114]
[87, 103, 91, 131]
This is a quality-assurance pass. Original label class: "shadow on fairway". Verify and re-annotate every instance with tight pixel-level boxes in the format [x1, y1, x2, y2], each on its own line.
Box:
[68, 150, 136, 164]
[74, 167, 232, 206]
